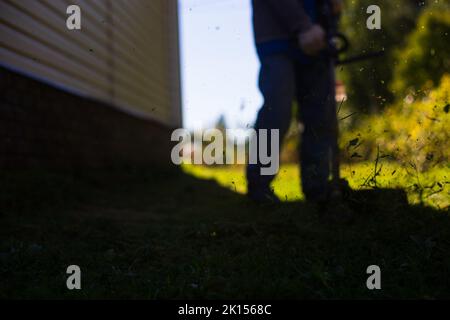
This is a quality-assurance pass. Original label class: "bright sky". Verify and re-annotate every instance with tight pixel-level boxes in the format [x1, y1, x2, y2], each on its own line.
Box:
[178, 0, 262, 130]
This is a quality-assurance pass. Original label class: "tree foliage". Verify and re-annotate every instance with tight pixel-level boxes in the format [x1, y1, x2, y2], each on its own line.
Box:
[339, 0, 425, 112]
[391, 4, 450, 97]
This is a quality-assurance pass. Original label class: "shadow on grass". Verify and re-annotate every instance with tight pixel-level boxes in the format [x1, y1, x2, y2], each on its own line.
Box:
[0, 168, 449, 299]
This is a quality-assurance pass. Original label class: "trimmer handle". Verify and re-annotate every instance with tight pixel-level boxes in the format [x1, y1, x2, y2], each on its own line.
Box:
[331, 32, 350, 54]
[328, 32, 350, 57]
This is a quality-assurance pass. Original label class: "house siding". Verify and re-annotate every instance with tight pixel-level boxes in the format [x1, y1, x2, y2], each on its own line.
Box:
[0, 0, 181, 127]
[0, 0, 181, 170]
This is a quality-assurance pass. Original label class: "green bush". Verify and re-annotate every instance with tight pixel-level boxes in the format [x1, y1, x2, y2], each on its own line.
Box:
[338, 0, 424, 112]
[391, 5, 450, 97]
[341, 74, 450, 172]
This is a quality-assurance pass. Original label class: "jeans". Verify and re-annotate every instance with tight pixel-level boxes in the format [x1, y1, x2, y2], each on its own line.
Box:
[246, 53, 337, 201]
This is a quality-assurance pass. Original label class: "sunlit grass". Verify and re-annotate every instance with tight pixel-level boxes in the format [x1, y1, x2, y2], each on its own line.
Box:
[183, 162, 449, 210]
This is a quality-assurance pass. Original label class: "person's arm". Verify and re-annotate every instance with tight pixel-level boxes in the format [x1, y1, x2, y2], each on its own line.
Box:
[263, 0, 313, 35]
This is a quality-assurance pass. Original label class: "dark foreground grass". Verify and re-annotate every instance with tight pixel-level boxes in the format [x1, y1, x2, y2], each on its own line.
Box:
[0, 167, 449, 299]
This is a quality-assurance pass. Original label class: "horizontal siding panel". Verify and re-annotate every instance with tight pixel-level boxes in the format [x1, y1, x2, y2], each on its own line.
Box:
[6, 0, 111, 64]
[0, 22, 110, 95]
[114, 88, 170, 124]
[0, 0, 181, 127]
[0, 47, 109, 101]
[0, 1, 111, 83]
[39, 0, 112, 58]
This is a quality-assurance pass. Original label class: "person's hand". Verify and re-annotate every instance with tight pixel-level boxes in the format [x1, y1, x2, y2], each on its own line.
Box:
[331, 0, 344, 15]
[298, 24, 326, 56]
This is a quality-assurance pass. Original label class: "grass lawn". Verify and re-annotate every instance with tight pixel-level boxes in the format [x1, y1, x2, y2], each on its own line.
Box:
[0, 163, 449, 299]
[184, 162, 449, 209]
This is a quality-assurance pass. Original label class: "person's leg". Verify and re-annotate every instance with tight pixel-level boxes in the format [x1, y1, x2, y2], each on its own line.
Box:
[246, 54, 296, 200]
[296, 57, 336, 202]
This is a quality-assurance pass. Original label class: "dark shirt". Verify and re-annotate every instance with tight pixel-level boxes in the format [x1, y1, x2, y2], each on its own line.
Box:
[253, 0, 318, 63]
[252, 0, 316, 44]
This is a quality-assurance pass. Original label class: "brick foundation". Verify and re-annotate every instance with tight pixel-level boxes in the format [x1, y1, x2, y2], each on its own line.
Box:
[0, 66, 175, 170]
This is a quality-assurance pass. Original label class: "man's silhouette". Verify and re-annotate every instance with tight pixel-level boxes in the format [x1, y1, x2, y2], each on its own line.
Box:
[247, 0, 342, 203]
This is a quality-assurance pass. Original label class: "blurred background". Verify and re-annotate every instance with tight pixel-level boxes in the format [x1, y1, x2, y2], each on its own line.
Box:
[180, 0, 449, 209]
